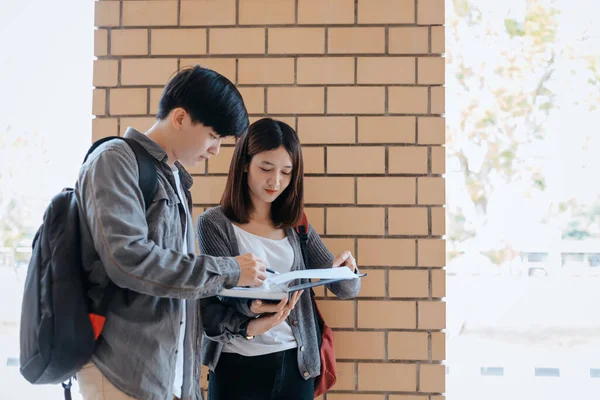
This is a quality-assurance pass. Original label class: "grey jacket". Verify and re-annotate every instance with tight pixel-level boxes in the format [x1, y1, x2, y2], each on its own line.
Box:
[75, 128, 240, 400]
[196, 206, 361, 379]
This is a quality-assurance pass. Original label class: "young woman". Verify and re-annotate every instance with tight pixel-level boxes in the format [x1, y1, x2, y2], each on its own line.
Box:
[196, 118, 361, 400]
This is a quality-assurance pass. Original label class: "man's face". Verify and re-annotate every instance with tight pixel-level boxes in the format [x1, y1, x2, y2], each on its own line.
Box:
[172, 112, 223, 166]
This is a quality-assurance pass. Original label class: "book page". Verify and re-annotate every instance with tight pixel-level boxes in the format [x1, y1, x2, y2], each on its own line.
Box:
[267, 267, 358, 286]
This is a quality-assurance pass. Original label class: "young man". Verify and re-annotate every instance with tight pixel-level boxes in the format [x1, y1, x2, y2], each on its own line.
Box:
[74, 66, 267, 400]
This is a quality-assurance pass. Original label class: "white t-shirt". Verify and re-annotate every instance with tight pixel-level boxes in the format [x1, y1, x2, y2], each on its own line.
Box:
[172, 168, 189, 398]
[222, 224, 298, 356]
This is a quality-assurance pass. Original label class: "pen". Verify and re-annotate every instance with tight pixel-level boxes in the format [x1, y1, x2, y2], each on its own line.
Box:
[266, 268, 280, 275]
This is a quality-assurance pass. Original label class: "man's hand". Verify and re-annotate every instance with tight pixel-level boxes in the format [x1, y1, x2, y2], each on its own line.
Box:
[247, 291, 303, 336]
[332, 250, 358, 273]
[235, 253, 267, 287]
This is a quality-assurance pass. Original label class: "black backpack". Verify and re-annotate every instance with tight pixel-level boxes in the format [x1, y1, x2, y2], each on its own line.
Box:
[19, 137, 157, 392]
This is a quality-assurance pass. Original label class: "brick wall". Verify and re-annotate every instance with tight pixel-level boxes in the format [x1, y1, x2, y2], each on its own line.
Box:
[92, 1, 446, 398]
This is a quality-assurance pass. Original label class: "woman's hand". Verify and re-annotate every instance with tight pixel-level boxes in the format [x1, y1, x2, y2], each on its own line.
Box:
[332, 250, 358, 273]
[247, 290, 303, 336]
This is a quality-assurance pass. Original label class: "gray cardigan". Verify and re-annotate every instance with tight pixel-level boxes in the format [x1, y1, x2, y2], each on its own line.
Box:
[196, 206, 361, 379]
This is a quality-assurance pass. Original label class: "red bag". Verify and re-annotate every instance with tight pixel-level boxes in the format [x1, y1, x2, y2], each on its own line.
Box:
[295, 212, 337, 397]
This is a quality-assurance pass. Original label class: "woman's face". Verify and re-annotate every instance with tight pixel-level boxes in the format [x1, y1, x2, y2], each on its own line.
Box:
[246, 145, 293, 207]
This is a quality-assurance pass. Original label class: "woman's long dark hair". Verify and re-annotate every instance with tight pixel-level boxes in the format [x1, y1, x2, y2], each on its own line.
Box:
[220, 118, 304, 228]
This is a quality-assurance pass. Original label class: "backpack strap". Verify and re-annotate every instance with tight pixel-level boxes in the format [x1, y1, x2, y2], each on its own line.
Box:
[295, 211, 309, 268]
[83, 136, 158, 210]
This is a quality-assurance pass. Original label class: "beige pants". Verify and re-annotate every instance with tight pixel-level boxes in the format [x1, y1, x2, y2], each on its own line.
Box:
[76, 362, 181, 400]
[76, 362, 135, 400]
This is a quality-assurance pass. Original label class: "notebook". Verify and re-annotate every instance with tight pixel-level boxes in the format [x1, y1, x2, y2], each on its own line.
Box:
[218, 268, 366, 300]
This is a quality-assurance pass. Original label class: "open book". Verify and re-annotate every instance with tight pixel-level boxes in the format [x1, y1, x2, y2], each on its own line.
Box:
[218, 267, 366, 300]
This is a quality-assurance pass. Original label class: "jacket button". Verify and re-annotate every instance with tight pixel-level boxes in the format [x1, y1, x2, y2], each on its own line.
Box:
[303, 371, 309, 377]
[300, 346, 305, 352]
[292, 320, 298, 326]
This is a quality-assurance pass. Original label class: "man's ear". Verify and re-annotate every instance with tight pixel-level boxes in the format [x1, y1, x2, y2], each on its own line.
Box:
[171, 108, 186, 129]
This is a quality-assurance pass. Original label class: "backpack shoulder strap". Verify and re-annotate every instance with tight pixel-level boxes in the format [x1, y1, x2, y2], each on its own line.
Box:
[83, 136, 158, 210]
[295, 211, 309, 268]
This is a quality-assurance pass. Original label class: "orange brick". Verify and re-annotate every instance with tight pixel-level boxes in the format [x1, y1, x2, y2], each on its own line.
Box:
[357, 57, 415, 84]
[389, 270, 429, 298]
[431, 86, 445, 114]
[389, 147, 428, 174]
[302, 147, 325, 174]
[206, 146, 233, 174]
[418, 239, 445, 267]
[431, 207, 445, 237]
[329, 28, 385, 54]
[190, 176, 227, 204]
[94, 29, 108, 57]
[431, 331, 446, 361]
[297, 117, 355, 144]
[327, 207, 385, 235]
[95, 1, 120, 27]
[119, 117, 156, 135]
[93, 59, 118, 87]
[328, 147, 385, 174]
[122, 1, 178, 26]
[388, 207, 428, 236]
[357, 177, 416, 205]
[357, 0, 414, 24]
[418, 0, 445, 25]
[418, 177, 445, 205]
[420, 363, 445, 393]
[332, 362, 355, 391]
[358, 363, 416, 391]
[355, 269, 385, 297]
[418, 57, 445, 85]
[210, 28, 265, 54]
[304, 177, 354, 204]
[321, 238, 355, 260]
[268, 87, 325, 114]
[149, 88, 162, 115]
[239, 0, 295, 24]
[328, 395, 385, 400]
[237, 87, 265, 114]
[388, 397, 429, 400]
[252, 116, 296, 128]
[431, 146, 445, 174]
[358, 239, 416, 267]
[298, 0, 354, 24]
[238, 58, 294, 84]
[430, 261, 447, 294]
[92, 89, 106, 116]
[389, 27, 429, 54]
[111, 29, 148, 56]
[358, 117, 416, 144]
[418, 117, 445, 144]
[388, 332, 428, 360]
[334, 331, 385, 360]
[389, 87, 429, 114]
[304, 207, 324, 235]
[315, 300, 355, 328]
[269, 28, 325, 54]
[92, 118, 118, 141]
[359, 301, 416, 329]
[297, 58, 354, 85]
[432, 26, 445, 54]
[151, 29, 206, 55]
[121, 59, 178, 86]
[328, 87, 385, 114]
[181, 58, 236, 83]
[418, 301, 445, 329]
[180, 0, 236, 26]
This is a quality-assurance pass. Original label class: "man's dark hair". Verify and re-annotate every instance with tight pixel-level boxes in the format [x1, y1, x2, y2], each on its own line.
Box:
[157, 65, 248, 138]
[221, 118, 304, 229]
